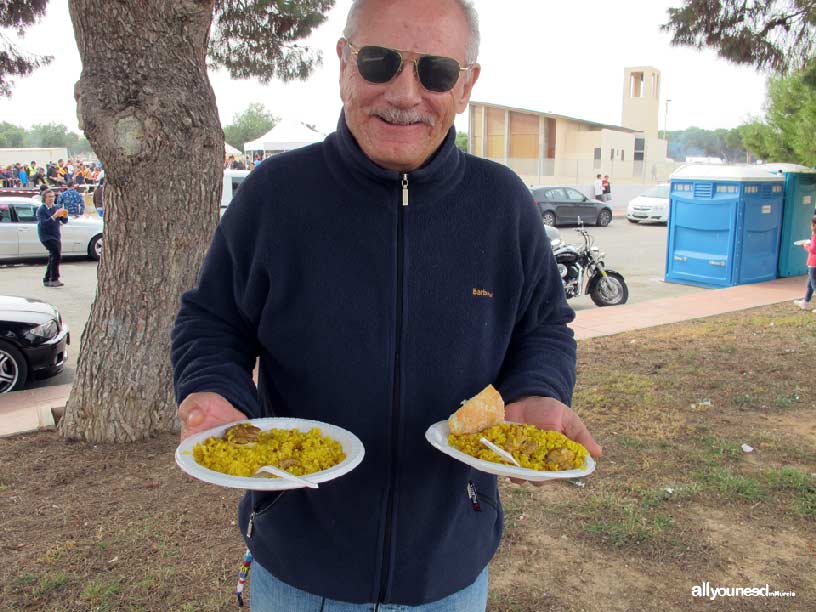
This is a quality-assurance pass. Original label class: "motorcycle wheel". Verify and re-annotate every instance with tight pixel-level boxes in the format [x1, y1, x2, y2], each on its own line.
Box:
[590, 271, 629, 306]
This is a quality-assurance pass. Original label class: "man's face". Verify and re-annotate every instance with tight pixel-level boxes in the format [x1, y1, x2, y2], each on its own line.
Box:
[337, 0, 480, 172]
[45, 192, 55, 206]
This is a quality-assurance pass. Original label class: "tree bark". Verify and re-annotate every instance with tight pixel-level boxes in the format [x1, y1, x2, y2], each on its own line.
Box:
[60, 0, 223, 442]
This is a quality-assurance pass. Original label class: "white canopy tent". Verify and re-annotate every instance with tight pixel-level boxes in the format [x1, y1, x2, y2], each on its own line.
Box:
[243, 120, 325, 155]
[225, 142, 242, 157]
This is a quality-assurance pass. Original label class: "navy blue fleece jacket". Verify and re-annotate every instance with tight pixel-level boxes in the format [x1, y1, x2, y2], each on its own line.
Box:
[171, 113, 576, 605]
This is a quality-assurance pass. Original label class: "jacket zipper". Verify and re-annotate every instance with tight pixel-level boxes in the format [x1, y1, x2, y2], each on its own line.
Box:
[377, 174, 408, 605]
[245, 492, 287, 539]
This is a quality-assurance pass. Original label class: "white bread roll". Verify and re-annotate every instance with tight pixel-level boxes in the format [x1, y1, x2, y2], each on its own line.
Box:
[448, 384, 505, 434]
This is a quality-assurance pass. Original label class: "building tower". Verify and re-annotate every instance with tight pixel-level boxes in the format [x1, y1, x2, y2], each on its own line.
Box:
[621, 66, 660, 139]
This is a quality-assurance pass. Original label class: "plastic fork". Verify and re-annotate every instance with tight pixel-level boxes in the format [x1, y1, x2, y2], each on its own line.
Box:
[254, 464, 319, 488]
[479, 437, 521, 467]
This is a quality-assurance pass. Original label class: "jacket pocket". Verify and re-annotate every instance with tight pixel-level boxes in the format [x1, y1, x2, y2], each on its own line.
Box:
[477, 492, 498, 513]
[467, 479, 499, 513]
[245, 490, 287, 539]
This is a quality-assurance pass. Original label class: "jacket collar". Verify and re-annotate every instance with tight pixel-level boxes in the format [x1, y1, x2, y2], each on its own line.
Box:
[330, 110, 464, 206]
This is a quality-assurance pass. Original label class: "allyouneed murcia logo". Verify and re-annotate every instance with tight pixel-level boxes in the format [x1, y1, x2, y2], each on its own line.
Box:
[692, 582, 796, 601]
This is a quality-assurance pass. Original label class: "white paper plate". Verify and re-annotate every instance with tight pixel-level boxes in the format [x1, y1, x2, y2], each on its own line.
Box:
[175, 417, 365, 490]
[424, 420, 595, 482]
[794, 239, 811, 246]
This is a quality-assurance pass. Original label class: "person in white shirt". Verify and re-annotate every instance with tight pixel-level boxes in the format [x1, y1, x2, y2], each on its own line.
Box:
[593, 174, 603, 200]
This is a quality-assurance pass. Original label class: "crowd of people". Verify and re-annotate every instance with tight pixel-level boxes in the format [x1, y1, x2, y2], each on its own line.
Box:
[224, 152, 272, 171]
[0, 158, 104, 189]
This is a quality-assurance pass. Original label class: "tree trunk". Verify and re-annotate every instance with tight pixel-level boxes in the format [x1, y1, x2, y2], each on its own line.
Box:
[60, 0, 223, 442]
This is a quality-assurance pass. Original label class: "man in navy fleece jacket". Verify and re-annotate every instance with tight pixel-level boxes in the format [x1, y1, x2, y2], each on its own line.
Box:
[172, 0, 602, 609]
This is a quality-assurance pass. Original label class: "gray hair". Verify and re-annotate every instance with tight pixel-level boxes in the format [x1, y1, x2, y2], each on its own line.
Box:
[342, 0, 480, 64]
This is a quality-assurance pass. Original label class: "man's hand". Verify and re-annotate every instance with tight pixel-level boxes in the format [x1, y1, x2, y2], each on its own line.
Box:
[178, 391, 247, 441]
[504, 396, 602, 485]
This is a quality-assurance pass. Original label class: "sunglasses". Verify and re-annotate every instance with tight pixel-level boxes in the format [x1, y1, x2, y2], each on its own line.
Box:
[345, 40, 473, 93]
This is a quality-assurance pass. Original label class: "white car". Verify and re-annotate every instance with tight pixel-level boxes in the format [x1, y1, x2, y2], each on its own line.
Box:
[220, 169, 250, 217]
[0, 197, 103, 261]
[626, 183, 670, 224]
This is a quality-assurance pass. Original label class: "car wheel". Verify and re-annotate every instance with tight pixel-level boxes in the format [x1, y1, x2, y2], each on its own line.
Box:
[88, 233, 102, 261]
[542, 211, 556, 226]
[596, 209, 612, 227]
[0, 340, 28, 393]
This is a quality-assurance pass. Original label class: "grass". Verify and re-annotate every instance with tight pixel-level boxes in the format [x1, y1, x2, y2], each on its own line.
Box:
[81, 577, 121, 603]
[774, 388, 803, 409]
[693, 466, 767, 502]
[33, 571, 69, 597]
[581, 493, 676, 546]
[765, 467, 816, 518]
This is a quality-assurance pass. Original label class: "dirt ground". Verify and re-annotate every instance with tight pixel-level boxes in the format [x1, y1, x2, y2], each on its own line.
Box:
[1, 303, 814, 611]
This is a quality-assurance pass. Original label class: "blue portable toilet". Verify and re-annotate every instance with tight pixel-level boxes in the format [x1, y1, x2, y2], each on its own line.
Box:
[665, 165, 785, 288]
[760, 164, 816, 278]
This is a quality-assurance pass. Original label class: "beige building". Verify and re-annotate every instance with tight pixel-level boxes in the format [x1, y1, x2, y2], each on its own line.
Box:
[468, 66, 673, 185]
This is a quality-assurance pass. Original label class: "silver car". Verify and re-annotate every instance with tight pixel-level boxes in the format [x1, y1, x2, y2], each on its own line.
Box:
[0, 197, 103, 261]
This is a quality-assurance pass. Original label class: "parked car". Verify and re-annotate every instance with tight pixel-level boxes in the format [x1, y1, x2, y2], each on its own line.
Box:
[626, 183, 670, 224]
[0, 197, 103, 261]
[0, 295, 69, 392]
[529, 186, 613, 227]
[220, 169, 250, 217]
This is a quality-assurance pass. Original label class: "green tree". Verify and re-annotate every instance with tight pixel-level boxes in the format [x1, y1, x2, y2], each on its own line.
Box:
[738, 71, 816, 165]
[60, 0, 335, 442]
[223, 102, 279, 151]
[67, 134, 94, 156]
[455, 130, 468, 153]
[0, 0, 52, 96]
[0, 121, 26, 147]
[24, 122, 70, 147]
[663, 0, 816, 78]
[666, 126, 747, 162]
[210, 0, 333, 81]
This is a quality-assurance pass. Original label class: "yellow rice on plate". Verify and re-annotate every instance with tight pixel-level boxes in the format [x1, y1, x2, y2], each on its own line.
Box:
[193, 425, 346, 477]
[448, 423, 588, 471]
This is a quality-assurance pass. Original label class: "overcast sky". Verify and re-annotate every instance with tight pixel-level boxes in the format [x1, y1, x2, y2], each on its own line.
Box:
[0, 0, 769, 140]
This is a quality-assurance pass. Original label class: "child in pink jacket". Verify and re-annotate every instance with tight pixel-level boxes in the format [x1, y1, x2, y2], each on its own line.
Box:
[794, 214, 816, 312]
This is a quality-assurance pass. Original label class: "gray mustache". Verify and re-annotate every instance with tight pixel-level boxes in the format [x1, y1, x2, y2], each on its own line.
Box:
[370, 108, 436, 127]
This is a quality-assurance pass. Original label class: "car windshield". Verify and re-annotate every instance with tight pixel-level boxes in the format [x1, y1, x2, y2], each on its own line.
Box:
[642, 185, 670, 199]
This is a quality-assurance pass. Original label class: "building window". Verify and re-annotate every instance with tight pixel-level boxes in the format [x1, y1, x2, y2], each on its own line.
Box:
[634, 137, 645, 161]
[621, 150, 625, 161]
[594, 147, 601, 169]
[610, 149, 615, 160]
[594, 148, 601, 160]
[629, 72, 644, 97]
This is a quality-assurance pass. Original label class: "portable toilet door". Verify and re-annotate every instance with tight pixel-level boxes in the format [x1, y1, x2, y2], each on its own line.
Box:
[778, 170, 816, 277]
[665, 165, 784, 288]
[737, 180, 784, 284]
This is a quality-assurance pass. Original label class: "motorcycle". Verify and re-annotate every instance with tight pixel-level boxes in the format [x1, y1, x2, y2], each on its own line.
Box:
[551, 226, 629, 307]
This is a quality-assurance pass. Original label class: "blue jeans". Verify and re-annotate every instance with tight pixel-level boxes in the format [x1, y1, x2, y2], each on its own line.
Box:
[249, 560, 488, 612]
[805, 267, 816, 302]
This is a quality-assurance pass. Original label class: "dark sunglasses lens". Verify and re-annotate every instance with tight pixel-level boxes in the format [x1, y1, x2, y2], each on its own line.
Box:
[417, 55, 460, 92]
[357, 46, 402, 83]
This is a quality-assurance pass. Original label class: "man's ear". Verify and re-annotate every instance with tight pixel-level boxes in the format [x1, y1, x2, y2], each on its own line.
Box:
[337, 38, 348, 68]
[456, 64, 481, 114]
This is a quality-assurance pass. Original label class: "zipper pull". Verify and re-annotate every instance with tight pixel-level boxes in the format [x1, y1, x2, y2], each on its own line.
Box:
[467, 481, 481, 512]
[246, 511, 255, 538]
[401, 173, 409, 207]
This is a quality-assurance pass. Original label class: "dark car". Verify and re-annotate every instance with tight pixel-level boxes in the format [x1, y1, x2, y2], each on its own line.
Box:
[530, 186, 613, 227]
[0, 295, 70, 392]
